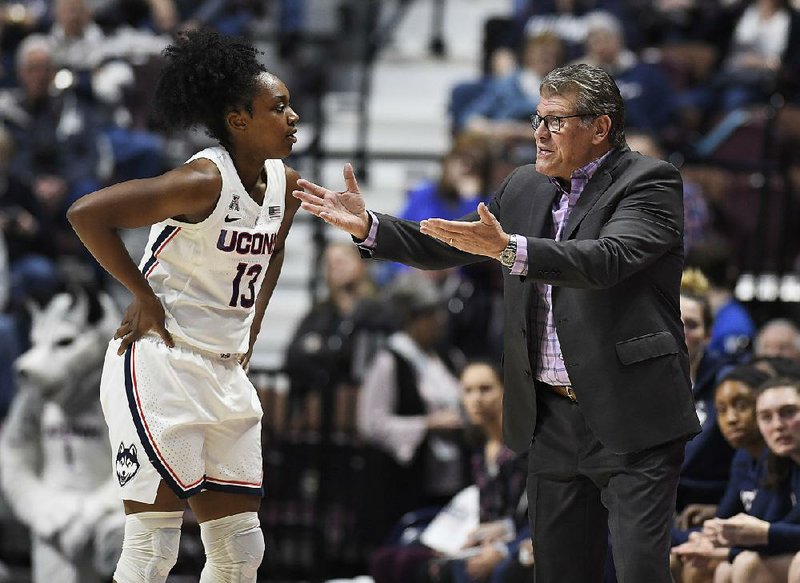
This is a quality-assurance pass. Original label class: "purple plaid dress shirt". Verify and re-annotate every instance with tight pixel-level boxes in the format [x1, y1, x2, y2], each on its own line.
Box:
[510, 151, 612, 385]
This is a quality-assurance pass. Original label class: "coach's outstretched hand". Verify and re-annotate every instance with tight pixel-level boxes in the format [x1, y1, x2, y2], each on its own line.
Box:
[293, 163, 371, 240]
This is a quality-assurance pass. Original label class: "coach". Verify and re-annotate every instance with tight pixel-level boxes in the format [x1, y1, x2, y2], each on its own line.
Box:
[294, 63, 701, 582]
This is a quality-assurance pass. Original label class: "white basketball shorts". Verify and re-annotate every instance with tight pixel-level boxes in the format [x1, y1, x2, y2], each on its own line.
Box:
[100, 335, 264, 503]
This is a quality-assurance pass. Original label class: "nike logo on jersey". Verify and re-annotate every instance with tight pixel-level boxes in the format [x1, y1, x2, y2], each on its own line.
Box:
[217, 229, 277, 255]
[225, 215, 241, 223]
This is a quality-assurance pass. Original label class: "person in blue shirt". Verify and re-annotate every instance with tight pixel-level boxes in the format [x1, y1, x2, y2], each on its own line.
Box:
[686, 237, 756, 360]
[674, 377, 800, 582]
[460, 32, 565, 140]
[378, 132, 493, 286]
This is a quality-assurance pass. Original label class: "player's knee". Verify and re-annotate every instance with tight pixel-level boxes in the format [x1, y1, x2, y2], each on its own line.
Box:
[114, 511, 183, 583]
[200, 512, 264, 582]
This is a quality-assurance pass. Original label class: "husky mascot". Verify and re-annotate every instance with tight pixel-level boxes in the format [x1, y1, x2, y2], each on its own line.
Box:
[0, 288, 125, 583]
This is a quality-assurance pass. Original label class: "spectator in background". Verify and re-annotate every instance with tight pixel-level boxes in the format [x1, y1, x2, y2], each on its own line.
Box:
[678, 269, 744, 511]
[48, 0, 105, 81]
[399, 265, 504, 363]
[674, 377, 800, 582]
[379, 132, 494, 285]
[670, 365, 771, 583]
[686, 236, 757, 360]
[381, 127, 506, 362]
[400, 132, 494, 225]
[679, 0, 800, 119]
[369, 361, 528, 583]
[357, 273, 467, 548]
[0, 1, 52, 88]
[573, 11, 677, 134]
[626, 131, 711, 255]
[47, 0, 169, 184]
[754, 319, 800, 361]
[460, 32, 565, 141]
[429, 361, 529, 583]
[0, 34, 102, 208]
[520, 0, 640, 59]
[715, 0, 799, 110]
[448, 45, 518, 136]
[0, 123, 62, 306]
[284, 240, 391, 434]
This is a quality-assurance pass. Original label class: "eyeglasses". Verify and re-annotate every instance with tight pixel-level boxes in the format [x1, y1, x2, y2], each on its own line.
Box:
[530, 112, 599, 133]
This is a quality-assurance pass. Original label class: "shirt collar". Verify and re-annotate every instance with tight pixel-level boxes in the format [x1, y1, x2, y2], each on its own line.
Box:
[548, 148, 615, 195]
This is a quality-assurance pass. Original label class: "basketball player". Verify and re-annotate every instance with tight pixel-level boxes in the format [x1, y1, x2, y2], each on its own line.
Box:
[67, 28, 301, 582]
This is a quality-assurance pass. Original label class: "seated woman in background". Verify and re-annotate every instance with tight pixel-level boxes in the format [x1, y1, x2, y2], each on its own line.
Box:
[670, 364, 771, 583]
[673, 377, 800, 582]
[369, 361, 528, 583]
[357, 274, 467, 549]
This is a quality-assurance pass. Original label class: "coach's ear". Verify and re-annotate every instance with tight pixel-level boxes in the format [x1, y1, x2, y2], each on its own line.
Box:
[592, 114, 612, 145]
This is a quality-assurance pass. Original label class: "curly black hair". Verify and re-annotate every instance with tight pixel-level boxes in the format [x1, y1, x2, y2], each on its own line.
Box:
[152, 28, 268, 145]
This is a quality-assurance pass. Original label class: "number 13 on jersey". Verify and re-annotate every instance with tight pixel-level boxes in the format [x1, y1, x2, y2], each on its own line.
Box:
[229, 262, 263, 308]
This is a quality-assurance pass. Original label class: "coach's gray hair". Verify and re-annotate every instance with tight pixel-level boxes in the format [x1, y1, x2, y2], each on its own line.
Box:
[540, 63, 626, 148]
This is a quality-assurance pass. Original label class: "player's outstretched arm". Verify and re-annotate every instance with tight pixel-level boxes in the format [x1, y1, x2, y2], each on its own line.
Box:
[293, 163, 371, 239]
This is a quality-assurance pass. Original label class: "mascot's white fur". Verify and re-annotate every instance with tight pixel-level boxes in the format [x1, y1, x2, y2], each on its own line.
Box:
[0, 290, 125, 583]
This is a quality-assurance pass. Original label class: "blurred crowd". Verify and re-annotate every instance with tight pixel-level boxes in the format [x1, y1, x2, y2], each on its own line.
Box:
[0, 0, 799, 581]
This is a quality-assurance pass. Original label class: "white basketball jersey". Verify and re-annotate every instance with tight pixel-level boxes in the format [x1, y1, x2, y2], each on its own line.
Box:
[138, 146, 286, 354]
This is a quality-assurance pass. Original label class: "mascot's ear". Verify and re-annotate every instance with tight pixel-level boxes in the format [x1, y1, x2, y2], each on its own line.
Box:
[118, 442, 124, 454]
[25, 299, 42, 322]
[130, 444, 137, 456]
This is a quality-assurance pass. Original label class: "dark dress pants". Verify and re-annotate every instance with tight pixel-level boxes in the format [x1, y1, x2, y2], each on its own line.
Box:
[527, 385, 685, 583]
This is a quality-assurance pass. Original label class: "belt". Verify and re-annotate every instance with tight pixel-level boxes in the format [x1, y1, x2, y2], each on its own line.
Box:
[543, 383, 577, 403]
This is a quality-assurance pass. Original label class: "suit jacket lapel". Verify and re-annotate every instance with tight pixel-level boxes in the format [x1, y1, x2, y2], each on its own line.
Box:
[561, 171, 611, 241]
[528, 180, 560, 238]
[561, 147, 627, 241]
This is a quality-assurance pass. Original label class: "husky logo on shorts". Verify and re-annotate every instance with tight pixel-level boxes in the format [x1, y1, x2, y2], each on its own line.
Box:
[116, 442, 140, 486]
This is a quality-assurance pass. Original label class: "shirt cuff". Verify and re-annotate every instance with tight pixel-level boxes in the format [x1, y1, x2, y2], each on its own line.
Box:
[355, 211, 379, 248]
[509, 234, 528, 276]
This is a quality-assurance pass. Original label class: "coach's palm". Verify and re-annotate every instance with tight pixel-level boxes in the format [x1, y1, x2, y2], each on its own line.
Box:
[294, 163, 370, 239]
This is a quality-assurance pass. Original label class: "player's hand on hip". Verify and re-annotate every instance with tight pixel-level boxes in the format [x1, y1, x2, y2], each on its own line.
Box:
[115, 293, 174, 355]
[238, 346, 254, 372]
[293, 163, 370, 239]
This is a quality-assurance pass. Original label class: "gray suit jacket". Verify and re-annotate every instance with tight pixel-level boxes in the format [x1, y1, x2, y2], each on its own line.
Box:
[363, 147, 701, 454]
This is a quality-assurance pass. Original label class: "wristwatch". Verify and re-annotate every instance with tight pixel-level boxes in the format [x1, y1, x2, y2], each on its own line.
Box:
[499, 236, 518, 268]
